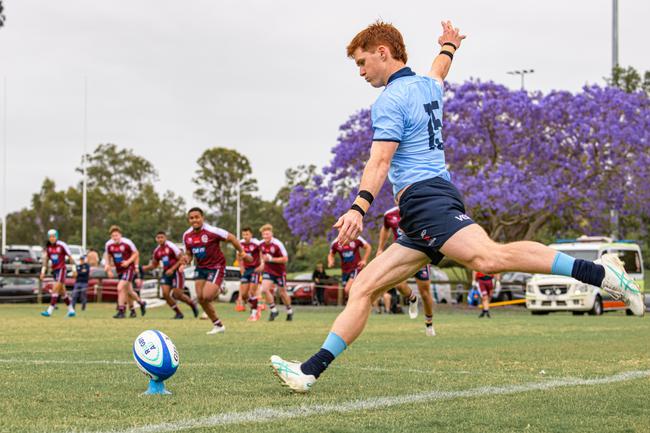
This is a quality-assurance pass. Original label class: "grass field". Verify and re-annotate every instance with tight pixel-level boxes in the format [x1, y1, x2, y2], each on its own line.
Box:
[1, 303, 649, 433]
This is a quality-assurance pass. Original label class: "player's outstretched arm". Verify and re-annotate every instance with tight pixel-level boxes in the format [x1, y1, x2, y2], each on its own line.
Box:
[334, 141, 398, 246]
[226, 233, 245, 256]
[428, 20, 466, 84]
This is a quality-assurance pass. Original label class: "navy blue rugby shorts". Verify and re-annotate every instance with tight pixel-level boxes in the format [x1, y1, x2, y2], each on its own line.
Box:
[396, 176, 475, 265]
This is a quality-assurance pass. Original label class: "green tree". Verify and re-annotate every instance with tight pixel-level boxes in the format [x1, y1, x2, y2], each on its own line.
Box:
[81, 143, 158, 198]
[608, 65, 650, 94]
[192, 147, 258, 217]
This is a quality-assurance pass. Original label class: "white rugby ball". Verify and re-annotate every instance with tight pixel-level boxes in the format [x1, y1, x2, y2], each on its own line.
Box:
[133, 330, 179, 381]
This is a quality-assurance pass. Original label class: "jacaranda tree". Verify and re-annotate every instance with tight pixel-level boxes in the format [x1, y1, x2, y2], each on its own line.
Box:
[286, 81, 650, 242]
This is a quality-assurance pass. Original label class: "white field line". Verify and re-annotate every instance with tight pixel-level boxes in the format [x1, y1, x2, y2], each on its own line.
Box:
[0, 358, 438, 374]
[89, 369, 650, 433]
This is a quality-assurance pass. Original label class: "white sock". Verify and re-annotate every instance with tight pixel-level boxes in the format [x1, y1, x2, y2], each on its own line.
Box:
[47, 305, 55, 314]
[271, 307, 278, 313]
[68, 304, 75, 312]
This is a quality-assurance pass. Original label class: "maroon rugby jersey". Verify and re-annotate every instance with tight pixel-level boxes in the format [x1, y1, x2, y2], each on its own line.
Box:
[183, 223, 229, 270]
[260, 238, 288, 276]
[383, 206, 403, 240]
[45, 240, 72, 271]
[104, 238, 138, 273]
[240, 238, 261, 269]
[152, 240, 182, 271]
[330, 237, 368, 274]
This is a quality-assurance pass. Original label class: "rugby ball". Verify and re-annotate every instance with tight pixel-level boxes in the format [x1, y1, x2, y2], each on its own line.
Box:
[133, 330, 179, 381]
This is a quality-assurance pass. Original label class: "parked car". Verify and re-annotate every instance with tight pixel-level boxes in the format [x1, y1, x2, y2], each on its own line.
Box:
[526, 236, 644, 315]
[1, 248, 42, 275]
[42, 266, 143, 302]
[497, 272, 531, 301]
[183, 266, 240, 303]
[285, 273, 318, 305]
[0, 276, 40, 303]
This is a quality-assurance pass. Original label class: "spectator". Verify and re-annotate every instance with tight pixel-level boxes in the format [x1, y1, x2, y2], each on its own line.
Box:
[85, 248, 100, 267]
[312, 262, 329, 305]
[473, 271, 500, 318]
[71, 256, 90, 311]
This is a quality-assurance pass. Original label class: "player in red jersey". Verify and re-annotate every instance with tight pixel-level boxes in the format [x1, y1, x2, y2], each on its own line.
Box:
[183, 207, 244, 335]
[142, 231, 199, 319]
[238, 227, 264, 321]
[40, 229, 77, 317]
[328, 236, 371, 296]
[258, 224, 292, 321]
[379, 206, 436, 336]
[104, 225, 147, 319]
[472, 270, 500, 318]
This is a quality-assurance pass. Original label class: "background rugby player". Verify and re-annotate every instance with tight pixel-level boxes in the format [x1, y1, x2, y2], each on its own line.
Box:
[40, 229, 77, 317]
[327, 235, 370, 297]
[238, 227, 263, 321]
[258, 224, 292, 321]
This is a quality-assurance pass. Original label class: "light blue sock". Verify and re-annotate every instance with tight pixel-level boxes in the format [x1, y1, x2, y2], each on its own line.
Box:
[551, 252, 575, 277]
[321, 332, 347, 358]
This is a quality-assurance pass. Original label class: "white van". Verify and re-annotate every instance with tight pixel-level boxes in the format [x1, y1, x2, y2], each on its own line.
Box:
[526, 236, 644, 316]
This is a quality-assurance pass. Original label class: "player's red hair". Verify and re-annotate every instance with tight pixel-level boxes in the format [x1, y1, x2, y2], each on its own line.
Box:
[346, 20, 408, 63]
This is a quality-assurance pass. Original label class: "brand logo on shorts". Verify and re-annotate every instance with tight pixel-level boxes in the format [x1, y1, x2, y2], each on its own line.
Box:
[420, 230, 437, 247]
[455, 214, 471, 222]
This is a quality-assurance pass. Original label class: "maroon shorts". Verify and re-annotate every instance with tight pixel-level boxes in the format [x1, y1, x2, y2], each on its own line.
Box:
[478, 279, 494, 297]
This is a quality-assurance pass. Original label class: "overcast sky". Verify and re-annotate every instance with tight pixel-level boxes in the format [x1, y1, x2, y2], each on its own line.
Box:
[1, 0, 649, 215]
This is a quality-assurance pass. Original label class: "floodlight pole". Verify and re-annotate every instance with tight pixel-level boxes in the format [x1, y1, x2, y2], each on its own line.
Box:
[507, 69, 535, 91]
[82, 78, 88, 251]
[236, 181, 241, 239]
[1, 77, 6, 255]
[612, 0, 619, 69]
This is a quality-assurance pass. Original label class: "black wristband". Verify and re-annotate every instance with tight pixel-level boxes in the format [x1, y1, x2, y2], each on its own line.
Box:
[442, 42, 457, 51]
[358, 190, 374, 205]
[439, 50, 454, 60]
[350, 204, 366, 217]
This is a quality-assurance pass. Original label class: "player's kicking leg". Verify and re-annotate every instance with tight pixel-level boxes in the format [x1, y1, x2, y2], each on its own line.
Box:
[196, 278, 225, 335]
[440, 224, 645, 316]
[271, 243, 428, 392]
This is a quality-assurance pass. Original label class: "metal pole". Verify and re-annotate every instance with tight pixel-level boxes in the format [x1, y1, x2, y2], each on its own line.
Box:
[82, 78, 88, 250]
[520, 74, 525, 91]
[236, 181, 241, 238]
[1, 77, 6, 255]
[612, 0, 619, 69]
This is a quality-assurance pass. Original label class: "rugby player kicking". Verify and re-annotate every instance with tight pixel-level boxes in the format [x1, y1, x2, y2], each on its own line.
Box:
[104, 225, 147, 319]
[142, 231, 199, 319]
[380, 206, 437, 335]
[271, 20, 644, 392]
[238, 227, 264, 321]
[183, 207, 244, 335]
[40, 229, 77, 317]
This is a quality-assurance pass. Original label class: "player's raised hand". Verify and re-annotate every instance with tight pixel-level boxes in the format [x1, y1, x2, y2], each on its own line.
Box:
[334, 210, 363, 246]
[438, 20, 466, 49]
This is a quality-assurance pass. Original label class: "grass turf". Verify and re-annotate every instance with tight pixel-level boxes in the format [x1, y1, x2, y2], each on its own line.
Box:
[0, 303, 648, 433]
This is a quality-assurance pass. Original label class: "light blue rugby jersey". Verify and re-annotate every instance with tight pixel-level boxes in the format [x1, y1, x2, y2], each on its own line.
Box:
[371, 67, 450, 197]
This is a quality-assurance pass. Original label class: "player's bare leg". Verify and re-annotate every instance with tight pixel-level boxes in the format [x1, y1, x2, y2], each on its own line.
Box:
[443, 224, 644, 315]
[395, 280, 418, 319]
[271, 244, 427, 390]
[278, 284, 294, 321]
[161, 285, 184, 319]
[262, 279, 280, 321]
[114, 280, 129, 318]
[382, 291, 392, 313]
[172, 286, 199, 317]
[417, 279, 435, 336]
[343, 278, 354, 296]
[245, 281, 261, 321]
[196, 280, 225, 334]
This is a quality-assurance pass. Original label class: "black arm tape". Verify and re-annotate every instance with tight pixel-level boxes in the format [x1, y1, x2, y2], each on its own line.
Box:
[439, 50, 454, 60]
[350, 204, 366, 217]
[358, 190, 374, 205]
[442, 42, 457, 51]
